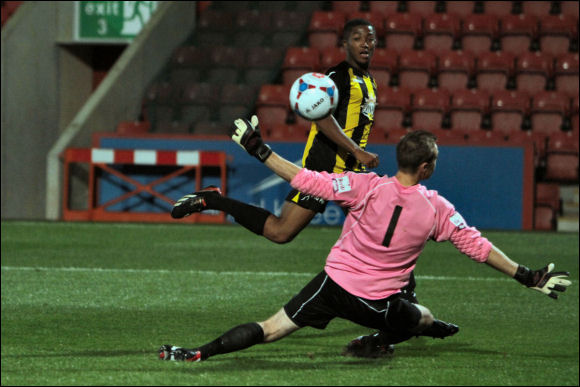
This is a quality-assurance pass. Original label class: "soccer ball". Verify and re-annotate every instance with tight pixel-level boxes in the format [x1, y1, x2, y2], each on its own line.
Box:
[289, 72, 339, 121]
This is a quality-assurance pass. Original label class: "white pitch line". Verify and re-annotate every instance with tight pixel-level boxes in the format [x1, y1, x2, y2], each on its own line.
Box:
[0, 266, 511, 282]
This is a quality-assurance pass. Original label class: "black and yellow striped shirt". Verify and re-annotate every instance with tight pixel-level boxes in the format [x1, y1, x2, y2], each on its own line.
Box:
[302, 61, 377, 173]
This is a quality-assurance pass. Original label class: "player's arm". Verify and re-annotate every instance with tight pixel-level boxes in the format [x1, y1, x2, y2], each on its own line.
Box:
[314, 115, 379, 169]
[444, 216, 572, 300]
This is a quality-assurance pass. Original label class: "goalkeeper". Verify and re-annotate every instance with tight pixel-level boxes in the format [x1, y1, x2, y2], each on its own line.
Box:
[159, 120, 572, 362]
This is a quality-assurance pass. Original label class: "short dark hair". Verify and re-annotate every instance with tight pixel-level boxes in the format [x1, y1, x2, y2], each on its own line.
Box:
[396, 130, 438, 173]
[343, 18, 374, 40]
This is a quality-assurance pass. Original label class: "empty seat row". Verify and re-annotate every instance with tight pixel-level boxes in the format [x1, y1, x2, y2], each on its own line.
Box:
[256, 83, 577, 135]
[281, 47, 579, 96]
[331, 1, 578, 18]
[308, 11, 578, 56]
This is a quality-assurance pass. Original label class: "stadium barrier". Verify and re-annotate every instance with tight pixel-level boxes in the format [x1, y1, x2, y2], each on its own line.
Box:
[62, 147, 227, 223]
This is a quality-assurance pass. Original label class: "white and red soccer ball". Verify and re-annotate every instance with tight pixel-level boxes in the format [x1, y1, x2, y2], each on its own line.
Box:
[289, 72, 339, 121]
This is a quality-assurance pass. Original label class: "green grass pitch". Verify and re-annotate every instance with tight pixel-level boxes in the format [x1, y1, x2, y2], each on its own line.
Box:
[1, 221, 578, 386]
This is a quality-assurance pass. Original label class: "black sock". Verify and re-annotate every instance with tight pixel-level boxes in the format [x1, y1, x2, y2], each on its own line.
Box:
[204, 194, 271, 235]
[197, 322, 264, 360]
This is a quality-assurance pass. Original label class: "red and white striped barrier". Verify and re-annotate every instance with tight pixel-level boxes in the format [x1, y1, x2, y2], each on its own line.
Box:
[65, 148, 224, 166]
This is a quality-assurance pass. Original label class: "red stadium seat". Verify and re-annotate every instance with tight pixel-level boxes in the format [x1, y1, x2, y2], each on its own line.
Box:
[450, 89, 490, 131]
[281, 47, 320, 85]
[544, 153, 579, 182]
[255, 84, 291, 128]
[220, 84, 256, 107]
[561, 0, 579, 18]
[406, 1, 437, 16]
[367, 125, 389, 143]
[423, 13, 461, 53]
[398, 50, 437, 90]
[515, 51, 553, 94]
[465, 129, 508, 145]
[535, 182, 561, 213]
[490, 90, 531, 134]
[476, 51, 516, 93]
[385, 13, 422, 52]
[369, 48, 398, 87]
[534, 206, 556, 230]
[499, 14, 538, 56]
[554, 53, 579, 97]
[244, 46, 285, 86]
[547, 130, 580, 153]
[445, 1, 476, 17]
[507, 129, 548, 166]
[235, 9, 272, 32]
[375, 87, 411, 130]
[332, 1, 362, 13]
[348, 12, 386, 40]
[271, 11, 310, 33]
[437, 50, 475, 92]
[410, 88, 451, 131]
[116, 121, 151, 135]
[319, 47, 346, 72]
[263, 123, 310, 142]
[461, 14, 499, 55]
[483, 1, 515, 17]
[197, 9, 235, 32]
[521, 1, 555, 18]
[538, 14, 578, 56]
[155, 121, 191, 134]
[573, 96, 579, 136]
[192, 120, 230, 136]
[170, 46, 210, 68]
[368, 1, 400, 16]
[531, 91, 570, 135]
[308, 11, 346, 49]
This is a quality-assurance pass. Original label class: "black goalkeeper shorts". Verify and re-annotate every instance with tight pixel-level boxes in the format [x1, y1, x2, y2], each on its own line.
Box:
[285, 188, 328, 213]
[284, 271, 420, 331]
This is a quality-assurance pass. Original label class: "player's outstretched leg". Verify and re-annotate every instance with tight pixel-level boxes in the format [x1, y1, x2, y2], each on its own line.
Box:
[171, 186, 222, 219]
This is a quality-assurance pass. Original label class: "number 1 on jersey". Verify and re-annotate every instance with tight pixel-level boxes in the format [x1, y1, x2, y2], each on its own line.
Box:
[383, 205, 402, 247]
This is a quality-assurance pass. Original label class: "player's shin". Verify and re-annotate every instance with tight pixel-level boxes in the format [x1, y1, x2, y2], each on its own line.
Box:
[204, 195, 271, 235]
[197, 322, 265, 360]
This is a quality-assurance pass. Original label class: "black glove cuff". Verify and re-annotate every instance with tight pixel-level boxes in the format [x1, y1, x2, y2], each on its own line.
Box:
[514, 265, 534, 287]
[254, 143, 272, 163]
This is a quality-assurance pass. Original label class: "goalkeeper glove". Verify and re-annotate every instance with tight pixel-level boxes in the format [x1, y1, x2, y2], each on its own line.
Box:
[514, 263, 571, 299]
[231, 115, 272, 162]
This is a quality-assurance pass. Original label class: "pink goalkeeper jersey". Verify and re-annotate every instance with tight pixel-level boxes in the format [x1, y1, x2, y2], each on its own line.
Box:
[290, 169, 493, 300]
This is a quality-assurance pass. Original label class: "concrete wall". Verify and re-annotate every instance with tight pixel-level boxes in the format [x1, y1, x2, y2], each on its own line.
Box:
[1, 1, 198, 220]
[1, 2, 62, 219]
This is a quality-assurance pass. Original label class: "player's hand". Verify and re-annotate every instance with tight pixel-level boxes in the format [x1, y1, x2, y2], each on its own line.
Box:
[354, 148, 379, 169]
[515, 263, 571, 299]
[231, 115, 272, 162]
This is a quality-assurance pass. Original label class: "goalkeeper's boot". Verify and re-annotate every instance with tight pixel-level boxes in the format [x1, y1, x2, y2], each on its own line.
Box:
[420, 319, 459, 339]
[171, 186, 222, 219]
[343, 332, 394, 358]
[158, 344, 202, 362]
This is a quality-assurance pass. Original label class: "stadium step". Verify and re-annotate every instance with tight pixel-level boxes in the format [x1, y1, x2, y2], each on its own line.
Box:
[557, 185, 579, 232]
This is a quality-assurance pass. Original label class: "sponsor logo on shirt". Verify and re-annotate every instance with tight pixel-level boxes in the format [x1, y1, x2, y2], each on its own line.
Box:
[332, 176, 352, 193]
[449, 212, 467, 229]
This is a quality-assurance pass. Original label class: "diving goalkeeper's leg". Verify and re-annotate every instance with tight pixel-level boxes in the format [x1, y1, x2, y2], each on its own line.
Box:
[159, 309, 300, 362]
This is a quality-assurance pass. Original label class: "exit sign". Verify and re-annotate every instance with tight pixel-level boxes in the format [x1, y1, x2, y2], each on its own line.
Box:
[75, 1, 158, 42]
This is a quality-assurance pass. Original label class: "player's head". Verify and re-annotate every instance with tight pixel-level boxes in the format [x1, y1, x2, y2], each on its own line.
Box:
[342, 18, 376, 71]
[396, 130, 439, 180]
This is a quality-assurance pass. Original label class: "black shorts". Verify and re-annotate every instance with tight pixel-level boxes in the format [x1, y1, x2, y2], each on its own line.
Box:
[285, 189, 328, 213]
[284, 271, 421, 331]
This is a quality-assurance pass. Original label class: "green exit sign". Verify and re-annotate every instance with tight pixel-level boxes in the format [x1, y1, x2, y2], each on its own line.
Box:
[75, 1, 158, 42]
